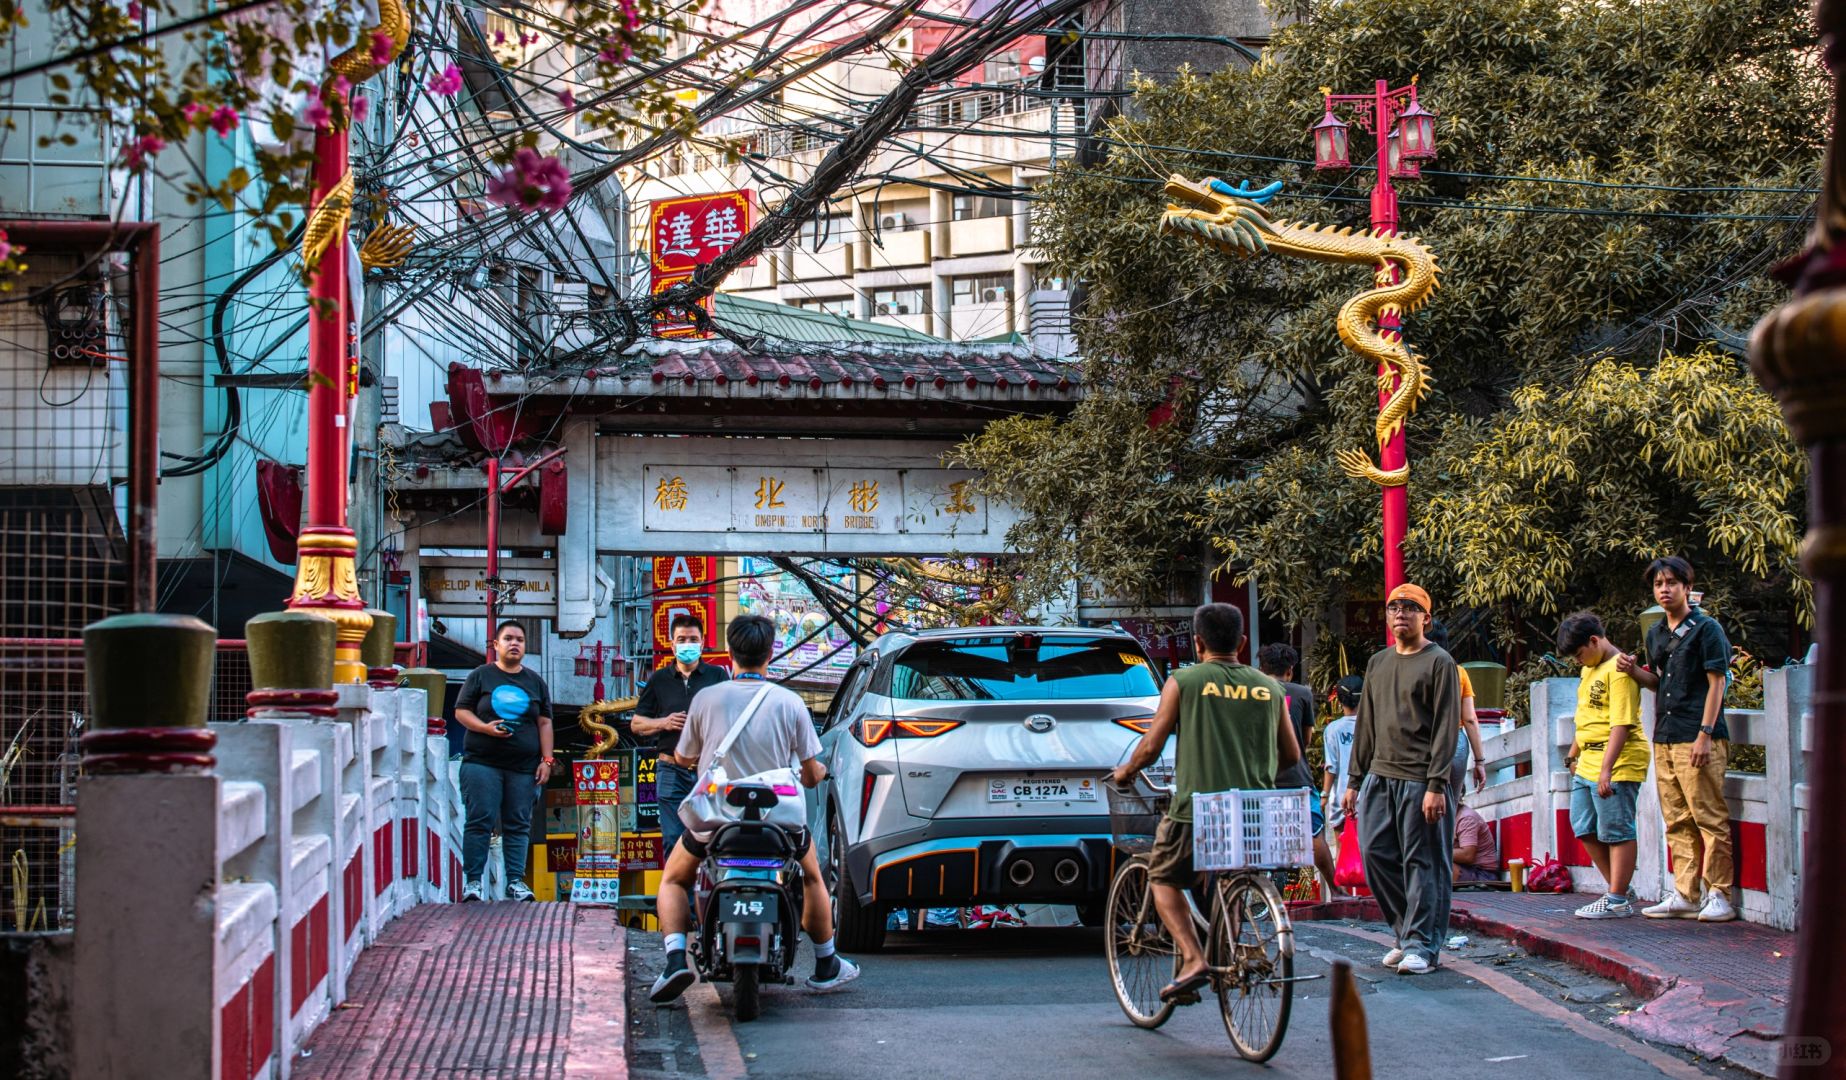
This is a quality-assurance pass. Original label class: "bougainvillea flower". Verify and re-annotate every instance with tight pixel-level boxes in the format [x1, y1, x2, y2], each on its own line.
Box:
[485, 148, 572, 213]
[557, 88, 576, 110]
[210, 105, 240, 138]
[429, 64, 463, 97]
[302, 99, 332, 130]
[371, 31, 396, 66]
[121, 134, 166, 169]
[351, 96, 371, 124]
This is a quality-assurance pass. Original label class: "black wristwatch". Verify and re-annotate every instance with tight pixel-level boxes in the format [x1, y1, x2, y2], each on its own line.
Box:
[1699, 724, 1717, 736]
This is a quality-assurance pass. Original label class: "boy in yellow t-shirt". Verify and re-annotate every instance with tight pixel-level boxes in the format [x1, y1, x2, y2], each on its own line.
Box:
[1559, 611, 1651, 919]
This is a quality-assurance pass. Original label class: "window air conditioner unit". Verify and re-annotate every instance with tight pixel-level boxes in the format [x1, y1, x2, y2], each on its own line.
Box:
[879, 213, 909, 231]
[980, 287, 1006, 303]
[878, 301, 899, 316]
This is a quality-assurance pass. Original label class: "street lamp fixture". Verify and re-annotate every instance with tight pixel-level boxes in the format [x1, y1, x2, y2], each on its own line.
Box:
[1311, 96, 1350, 171]
[1398, 96, 1437, 161]
[1387, 127, 1421, 180]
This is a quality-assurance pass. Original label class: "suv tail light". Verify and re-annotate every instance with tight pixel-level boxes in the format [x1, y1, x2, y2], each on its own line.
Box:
[1113, 716, 1156, 734]
[852, 717, 964, 746]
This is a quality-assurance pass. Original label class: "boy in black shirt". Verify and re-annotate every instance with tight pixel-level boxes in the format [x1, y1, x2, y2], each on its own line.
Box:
[1617, 556, 1736, 922]
[455, 620, 554, 901]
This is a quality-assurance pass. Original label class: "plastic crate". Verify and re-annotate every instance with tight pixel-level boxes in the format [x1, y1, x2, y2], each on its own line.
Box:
[1192, 788, 1314, 871]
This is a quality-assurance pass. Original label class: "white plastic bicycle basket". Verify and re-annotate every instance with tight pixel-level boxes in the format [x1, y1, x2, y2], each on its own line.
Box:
[1192, 788, 1314, 871]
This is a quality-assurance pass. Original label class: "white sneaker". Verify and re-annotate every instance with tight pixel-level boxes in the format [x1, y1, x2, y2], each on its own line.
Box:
[806, 956, 860, 992]
[1698, 892, 1737, 923]
[1575, 895, 1636, 919]
[1395, 953, 1433, 975]
[507, 881, 535, 902]
[461, 880, 484, 903]
[1642, 892, 1700, 919]
[1380, 947, 1406, 968]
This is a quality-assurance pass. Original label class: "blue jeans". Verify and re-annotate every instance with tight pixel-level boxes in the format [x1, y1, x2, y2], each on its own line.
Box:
[460, 761, 539, 886]
[657, 762, 695, 856]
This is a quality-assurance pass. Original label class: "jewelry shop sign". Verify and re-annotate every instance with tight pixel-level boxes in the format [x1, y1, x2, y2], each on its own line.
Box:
[642, 467, 986, 536]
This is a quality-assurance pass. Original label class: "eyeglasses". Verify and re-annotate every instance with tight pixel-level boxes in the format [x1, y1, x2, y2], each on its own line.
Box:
[1385, 601, 1426, 614]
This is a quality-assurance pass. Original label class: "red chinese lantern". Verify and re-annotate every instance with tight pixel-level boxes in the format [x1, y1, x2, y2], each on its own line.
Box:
[1311, 104, 1350, 171]
[1398, 97, 1437, 161]
[1387, 127, 1421, 180]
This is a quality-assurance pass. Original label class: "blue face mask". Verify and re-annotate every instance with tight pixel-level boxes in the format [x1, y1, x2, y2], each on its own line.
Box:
[674, 642, 702, 666]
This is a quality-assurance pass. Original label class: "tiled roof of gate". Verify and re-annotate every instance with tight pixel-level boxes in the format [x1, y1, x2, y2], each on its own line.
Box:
[587, 337, 1080, 391]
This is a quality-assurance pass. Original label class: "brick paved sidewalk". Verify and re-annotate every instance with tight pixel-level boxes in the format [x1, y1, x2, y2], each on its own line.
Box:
[297, 903, 627, 1079]
[1300, 890, 1796, 1076]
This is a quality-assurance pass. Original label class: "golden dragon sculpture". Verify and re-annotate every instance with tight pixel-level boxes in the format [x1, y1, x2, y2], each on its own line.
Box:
[577, 696, 640, 760]
[302, 0, 413, 272]
[1159, 175, 1440, 487]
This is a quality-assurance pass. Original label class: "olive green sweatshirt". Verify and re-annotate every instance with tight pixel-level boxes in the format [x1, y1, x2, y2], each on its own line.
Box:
[1346, 642, 1461, 795]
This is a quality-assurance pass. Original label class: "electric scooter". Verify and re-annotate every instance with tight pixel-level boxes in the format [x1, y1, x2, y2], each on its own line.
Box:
[690, 781, 805, 1021]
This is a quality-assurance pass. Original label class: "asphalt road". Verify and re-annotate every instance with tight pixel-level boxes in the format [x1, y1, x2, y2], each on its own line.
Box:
[624, 921, 1728, 1080]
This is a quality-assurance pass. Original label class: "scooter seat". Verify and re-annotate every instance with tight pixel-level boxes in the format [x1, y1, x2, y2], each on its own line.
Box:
[710, 820, 801, 858]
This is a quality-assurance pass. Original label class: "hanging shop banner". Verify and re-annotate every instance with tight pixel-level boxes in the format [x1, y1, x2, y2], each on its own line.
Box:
[652, 595, 717, 654]
[653, 555, 718, 595]
[571, 759, 622, 905]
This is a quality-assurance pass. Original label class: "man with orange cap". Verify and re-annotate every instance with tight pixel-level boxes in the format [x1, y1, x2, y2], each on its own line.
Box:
[1340, 583, 1462, 975]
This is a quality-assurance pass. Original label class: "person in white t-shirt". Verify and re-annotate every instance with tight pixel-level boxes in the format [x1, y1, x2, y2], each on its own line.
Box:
[648, 614, 861, 1003]
[1320, 674, 1362, 887]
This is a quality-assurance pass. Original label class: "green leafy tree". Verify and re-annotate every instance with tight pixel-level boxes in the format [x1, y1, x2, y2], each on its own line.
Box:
[955, 0, 1820, 653]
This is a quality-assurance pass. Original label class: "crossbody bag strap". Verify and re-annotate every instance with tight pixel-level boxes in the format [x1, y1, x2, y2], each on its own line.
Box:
[708, 682, 776, 769]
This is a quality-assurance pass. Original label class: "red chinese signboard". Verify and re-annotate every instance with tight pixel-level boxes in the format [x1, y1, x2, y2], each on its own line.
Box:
[621, 833, 664, 871]
[649, 191, 754, 274]
[653, 595, 716, 654]
[648, 190, 753, 340]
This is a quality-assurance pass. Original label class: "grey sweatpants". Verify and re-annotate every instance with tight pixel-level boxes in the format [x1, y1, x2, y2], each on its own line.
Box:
[1358, 774, 1454, 961]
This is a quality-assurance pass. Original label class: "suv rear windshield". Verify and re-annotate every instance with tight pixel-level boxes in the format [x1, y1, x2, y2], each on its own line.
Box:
[888, 637, 1160, 701]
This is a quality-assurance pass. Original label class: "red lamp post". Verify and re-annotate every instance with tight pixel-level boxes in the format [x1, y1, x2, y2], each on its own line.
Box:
[1310, 76, 1437, 599]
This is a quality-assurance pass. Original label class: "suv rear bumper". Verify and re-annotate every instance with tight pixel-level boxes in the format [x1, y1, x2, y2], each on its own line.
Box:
[848, 816, 1115, 907]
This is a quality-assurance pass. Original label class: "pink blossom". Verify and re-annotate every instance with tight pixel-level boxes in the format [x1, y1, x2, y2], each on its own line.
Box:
[370, 30, 395, 66]
[209, 105, 240, 138]
[557, 88, 576, 111]
[485, 148, 572, 213]
[597, 36, 632, 64]
[618, 0, 638, 30]
[350, 95, 370, 124]
[428, 63, 463, 97]
[182, 102, 208, 124]
[0, 235, 12, 263]
[301, 99, 332, 130]
[126, 1, 142, 18]
[522, 32, 539, 45]
[492, 28, 506, 46]
[330, 74, 351, 102]
[120, 134, 165, 169]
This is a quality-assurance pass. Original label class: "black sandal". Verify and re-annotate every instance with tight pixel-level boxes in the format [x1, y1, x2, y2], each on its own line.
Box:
[1159, 971, 1210, 1002]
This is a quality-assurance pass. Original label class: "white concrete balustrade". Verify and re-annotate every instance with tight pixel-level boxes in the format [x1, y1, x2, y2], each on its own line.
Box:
[1465, 666, 1812, 930]
[72, 682, 465, 1080]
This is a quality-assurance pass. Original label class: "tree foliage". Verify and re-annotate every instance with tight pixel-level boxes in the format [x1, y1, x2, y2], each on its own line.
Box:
[955, 0, 1821, 653]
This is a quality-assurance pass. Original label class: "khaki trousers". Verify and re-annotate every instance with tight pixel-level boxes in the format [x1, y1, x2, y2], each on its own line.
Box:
[1654, 739, 1733, 900]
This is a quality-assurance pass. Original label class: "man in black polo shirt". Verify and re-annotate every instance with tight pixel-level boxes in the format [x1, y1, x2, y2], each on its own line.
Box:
[633, 613, 729, 856]
[1618, 556, 1736, 922]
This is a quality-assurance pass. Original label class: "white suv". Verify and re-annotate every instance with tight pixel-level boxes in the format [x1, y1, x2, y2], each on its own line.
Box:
[811, 627, 1162, 950]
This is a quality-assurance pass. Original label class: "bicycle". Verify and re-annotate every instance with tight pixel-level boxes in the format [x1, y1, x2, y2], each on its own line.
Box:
[1103, 776, 1301, 1063]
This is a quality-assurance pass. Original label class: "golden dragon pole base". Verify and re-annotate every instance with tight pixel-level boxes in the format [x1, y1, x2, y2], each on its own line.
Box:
[288, 527, 373, 685]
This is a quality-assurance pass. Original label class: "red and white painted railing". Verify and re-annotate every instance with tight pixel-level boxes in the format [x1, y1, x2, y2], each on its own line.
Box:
[1468, 666, 1812, 930]
[71, 681, 462, 1079]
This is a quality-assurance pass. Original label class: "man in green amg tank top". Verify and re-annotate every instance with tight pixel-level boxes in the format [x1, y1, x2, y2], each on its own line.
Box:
[1111, 603, 1301, 1003]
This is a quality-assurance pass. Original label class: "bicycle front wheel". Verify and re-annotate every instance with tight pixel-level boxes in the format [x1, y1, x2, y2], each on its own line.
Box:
[1104, 858, 1178, 1029]
[1209, 872, 1294, 1062]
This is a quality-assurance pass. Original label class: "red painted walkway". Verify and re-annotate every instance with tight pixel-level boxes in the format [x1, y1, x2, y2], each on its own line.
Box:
[297, 903, 628, 1078]
[1301, 890, 1795, 1075]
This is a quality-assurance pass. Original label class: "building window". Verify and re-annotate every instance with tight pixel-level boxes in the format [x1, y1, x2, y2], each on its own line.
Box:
[798, 296, 857, 318]
[800, 214, 850, 249]
[952, 194, 1013, 221]
[872, 287, 927, 317]
[951, 274, 1011, 307]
